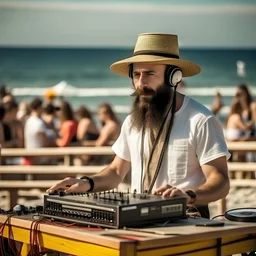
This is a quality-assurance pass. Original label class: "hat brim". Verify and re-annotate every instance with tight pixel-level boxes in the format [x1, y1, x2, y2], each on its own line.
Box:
[110, 55, 201, 77]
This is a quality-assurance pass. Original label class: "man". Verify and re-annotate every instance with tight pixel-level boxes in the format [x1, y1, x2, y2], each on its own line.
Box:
[24, 98, 55, 165]
[47, 33, 230, 218]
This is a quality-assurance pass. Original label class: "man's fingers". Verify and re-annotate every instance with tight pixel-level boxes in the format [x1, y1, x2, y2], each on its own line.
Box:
[162, 187, 181, 197]
[46, 177, 77, 192]
[154, 184, 172, 194]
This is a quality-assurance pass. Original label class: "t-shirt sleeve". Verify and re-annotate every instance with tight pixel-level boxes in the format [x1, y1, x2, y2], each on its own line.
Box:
[36, 119, 47, 133]
[196, 116, 231, 165]
[112, 116, 131, 162]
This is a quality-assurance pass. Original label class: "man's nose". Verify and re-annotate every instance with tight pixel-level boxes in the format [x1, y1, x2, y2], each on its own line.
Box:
[137, 74, 147, 89]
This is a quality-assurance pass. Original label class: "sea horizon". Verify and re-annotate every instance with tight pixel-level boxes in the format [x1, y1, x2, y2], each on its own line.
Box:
[1, 47, 255, 123]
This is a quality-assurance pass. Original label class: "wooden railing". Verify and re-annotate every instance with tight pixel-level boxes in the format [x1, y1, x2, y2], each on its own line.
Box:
[0, 146, 114, 208]
[226, 141, 256, 152]
[1, 146, 114, 166]
[0, 142, 256, 214]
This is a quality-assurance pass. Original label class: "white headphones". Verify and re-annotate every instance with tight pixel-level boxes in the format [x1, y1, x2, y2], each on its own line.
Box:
[165, 65, 182, 87]
[129, 64, 182, 87]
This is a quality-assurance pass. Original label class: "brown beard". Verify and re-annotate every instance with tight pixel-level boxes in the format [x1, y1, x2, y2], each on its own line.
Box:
[130, 85, 173, 131]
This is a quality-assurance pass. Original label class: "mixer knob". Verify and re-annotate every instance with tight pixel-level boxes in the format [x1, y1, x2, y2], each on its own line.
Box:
[48, 190, 59, 195]
[58, 191, 65, 197]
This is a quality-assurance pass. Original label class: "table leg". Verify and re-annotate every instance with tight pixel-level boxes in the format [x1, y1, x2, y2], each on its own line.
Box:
[20, 243, 30, 256]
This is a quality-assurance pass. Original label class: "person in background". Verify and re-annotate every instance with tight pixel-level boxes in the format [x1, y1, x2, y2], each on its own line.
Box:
[211, 91, 223, 115]
[2, 100, 24, 149]
[16, 101, 30, 124]
[55, 100, 78, 147]
[82, 102, 120, 147]
[0, 85, 8, 101]
[44, 89, 57, 105]
[81, 102, 121, 164]
[24, 98, 55, 165]
[234, 83, 256, 137]
[229, 84, 256, 163]
[225, 98, 255, 165]
[42, 103, 60, 137]
[76, 105, 99, 141]
[0, 84, 15, 104]
[0, 105, 6, 149]
[95, 102, 121, 146]
[225, 98, 255, 142]
[47, 33, 230, 218]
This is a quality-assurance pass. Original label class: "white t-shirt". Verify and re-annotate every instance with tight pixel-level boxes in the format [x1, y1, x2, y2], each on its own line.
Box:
[24, 115, 48, 148]
[112, 96, 231, 193]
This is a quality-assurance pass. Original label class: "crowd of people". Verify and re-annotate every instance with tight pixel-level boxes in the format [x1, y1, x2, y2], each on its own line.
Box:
[0, 85, 121, 165]
[0, 82, 256, 166]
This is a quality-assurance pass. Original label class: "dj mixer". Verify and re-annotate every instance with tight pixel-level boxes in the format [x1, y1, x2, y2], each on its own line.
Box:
[41, 190, 187, 228]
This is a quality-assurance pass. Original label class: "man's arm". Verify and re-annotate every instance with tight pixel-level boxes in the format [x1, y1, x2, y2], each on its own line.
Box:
[47, 155, 131, 193]
[189, 156, 230, 205]
[155, 156, 230, 205]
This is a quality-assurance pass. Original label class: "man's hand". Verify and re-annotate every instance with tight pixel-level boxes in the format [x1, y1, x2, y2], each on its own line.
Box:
[154, 184, 190, 203]
[46, 177, 90, 193]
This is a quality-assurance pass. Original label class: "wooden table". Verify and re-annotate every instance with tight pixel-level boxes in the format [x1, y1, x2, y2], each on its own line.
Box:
[0, 214, 256, 256]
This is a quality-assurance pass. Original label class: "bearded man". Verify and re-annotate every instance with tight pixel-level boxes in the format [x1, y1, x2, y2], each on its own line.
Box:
[47, 33, 230, 218]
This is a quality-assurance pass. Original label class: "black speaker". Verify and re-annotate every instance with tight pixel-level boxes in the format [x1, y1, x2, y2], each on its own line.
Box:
[225, 208, 256, 222]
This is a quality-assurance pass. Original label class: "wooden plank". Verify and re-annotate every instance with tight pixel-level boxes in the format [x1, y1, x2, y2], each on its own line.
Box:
[0, 180, 59, 188]
[1, 146, 114, 157]
[1, 225, 120, 256]
[227, 141, 256, 152]
[0, 165, 107, 174]
[230, 179, 256, 187]
[228, 162, 256, 172]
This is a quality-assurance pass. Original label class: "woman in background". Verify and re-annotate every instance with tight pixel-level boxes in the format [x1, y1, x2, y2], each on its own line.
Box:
[225, 99, 254, 142]
[81, 102, 121, 165]
[234, 84, 256, 137]
[95, 102, 121, 146]
[76, 105, 99, 141]
[56, 101, 78, 147]
[225, 98, 255, 164]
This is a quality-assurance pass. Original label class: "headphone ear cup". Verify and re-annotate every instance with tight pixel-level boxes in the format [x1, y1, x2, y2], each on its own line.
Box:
[165, 66, 182, 87]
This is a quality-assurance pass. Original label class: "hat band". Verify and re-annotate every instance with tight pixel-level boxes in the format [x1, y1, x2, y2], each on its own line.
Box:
[133, 50, 179, 59]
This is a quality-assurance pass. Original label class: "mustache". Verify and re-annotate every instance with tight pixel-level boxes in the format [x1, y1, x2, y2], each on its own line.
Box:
[131, 88, 155, 97]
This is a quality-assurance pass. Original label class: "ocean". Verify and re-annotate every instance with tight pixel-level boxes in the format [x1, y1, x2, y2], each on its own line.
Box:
[0, 47, 256, 123]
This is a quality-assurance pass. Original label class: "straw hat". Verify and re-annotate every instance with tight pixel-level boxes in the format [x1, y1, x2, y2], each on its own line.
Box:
[110, 33, 201, 77]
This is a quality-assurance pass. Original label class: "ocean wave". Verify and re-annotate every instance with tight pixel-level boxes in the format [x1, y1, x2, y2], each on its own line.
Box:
[12, 84, 256, 97]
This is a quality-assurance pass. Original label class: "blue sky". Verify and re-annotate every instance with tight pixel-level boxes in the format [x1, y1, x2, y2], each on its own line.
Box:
[0, 0, 256, 48]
